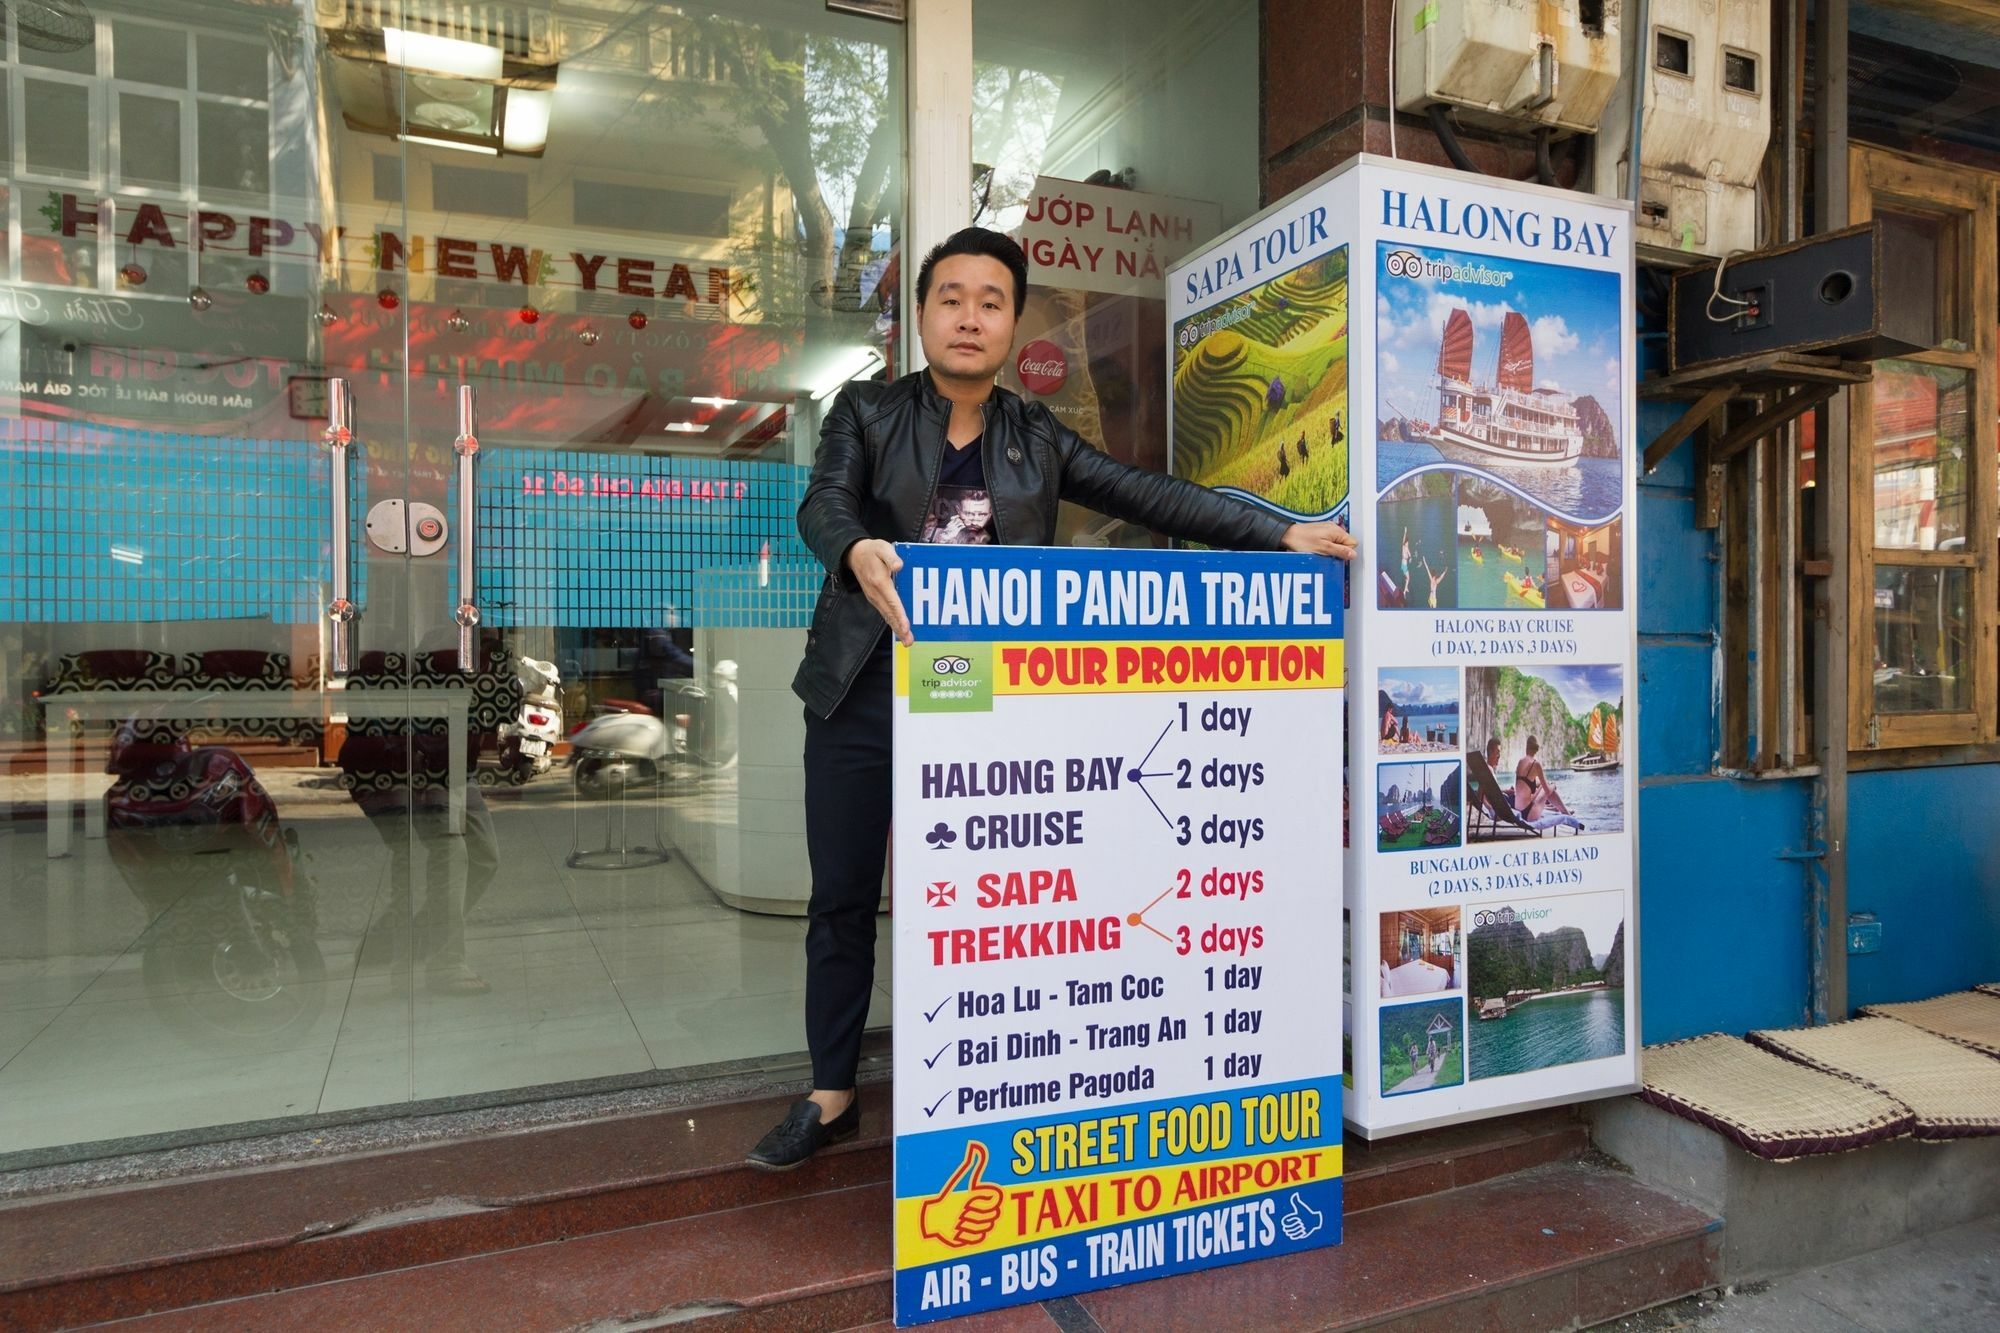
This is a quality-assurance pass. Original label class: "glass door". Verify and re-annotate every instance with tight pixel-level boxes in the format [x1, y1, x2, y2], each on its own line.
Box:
[1, 0, 904, 1163]
[0, 0, 420, 1154]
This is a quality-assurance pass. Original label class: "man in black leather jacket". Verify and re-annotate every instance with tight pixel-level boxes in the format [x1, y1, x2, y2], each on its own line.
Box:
[749, 227, 1355, 1169]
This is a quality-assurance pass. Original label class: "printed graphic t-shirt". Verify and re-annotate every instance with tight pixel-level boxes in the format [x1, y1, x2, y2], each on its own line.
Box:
[920, 439, 994, 545]
[871, 438, 993, 663]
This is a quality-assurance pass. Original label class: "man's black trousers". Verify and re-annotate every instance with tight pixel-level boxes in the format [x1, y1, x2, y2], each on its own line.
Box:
[802, 649, 892, 1090]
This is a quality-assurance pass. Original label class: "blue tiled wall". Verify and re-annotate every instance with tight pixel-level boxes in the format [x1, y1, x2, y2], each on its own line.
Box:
[0, 421, 365, 624]
[474, 448, 814, 629]
[0, 424, 814, 632]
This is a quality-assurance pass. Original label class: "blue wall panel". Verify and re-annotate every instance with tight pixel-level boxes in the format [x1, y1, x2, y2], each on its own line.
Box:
[1638, 777, 1811, 1042]
[1846, 765, 2000, 1008]
[1636, 488, 1713, 636]
[1637, 641, 1714, 778]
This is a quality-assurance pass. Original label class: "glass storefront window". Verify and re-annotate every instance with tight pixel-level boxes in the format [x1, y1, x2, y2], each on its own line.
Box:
[1, 0, 1269, 1164]
[0, 0, 904, 1161]
[1871, 361, 1969, 552]
[1871, 565, 1971, 714]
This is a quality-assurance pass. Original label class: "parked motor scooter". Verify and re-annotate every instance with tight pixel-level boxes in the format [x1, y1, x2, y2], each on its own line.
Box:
[102, 720, 324, 1050]
[567, 660, 739, 796]
[566, 698, 672, 797]
[496, 656, 562, 784]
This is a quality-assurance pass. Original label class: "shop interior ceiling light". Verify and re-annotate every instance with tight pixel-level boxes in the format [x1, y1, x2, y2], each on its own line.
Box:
[383, 27, 502, 81]
[502, 89, 552, 153]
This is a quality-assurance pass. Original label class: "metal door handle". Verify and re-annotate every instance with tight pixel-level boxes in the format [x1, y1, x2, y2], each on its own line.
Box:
[452, 384, 480, 671]
[323, 378, 356, 674]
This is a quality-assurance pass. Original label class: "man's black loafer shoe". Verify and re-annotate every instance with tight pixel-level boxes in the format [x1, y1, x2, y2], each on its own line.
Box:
[747, 1097, 859, 1170]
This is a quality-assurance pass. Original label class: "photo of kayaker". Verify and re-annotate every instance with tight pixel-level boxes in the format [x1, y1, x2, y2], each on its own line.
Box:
[1455, 476, 1550, 610]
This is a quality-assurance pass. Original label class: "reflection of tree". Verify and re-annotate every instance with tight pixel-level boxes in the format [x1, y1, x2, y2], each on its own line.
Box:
[971, 63, 1064, 229]
[674, 17, 902, 316]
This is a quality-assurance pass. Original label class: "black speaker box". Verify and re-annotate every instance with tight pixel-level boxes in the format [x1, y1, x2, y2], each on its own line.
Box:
[1668, 222, 1932, 373]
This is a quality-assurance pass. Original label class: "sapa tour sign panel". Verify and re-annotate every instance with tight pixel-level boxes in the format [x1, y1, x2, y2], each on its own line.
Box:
[1169, 156, 1640, 1138]
[889, 545, 1344, 1325]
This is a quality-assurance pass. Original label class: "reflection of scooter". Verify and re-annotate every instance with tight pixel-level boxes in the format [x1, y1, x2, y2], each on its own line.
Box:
[102, 722, 324, 1049]
[567, 661, 739, 796]
[497, 656, 562, 783]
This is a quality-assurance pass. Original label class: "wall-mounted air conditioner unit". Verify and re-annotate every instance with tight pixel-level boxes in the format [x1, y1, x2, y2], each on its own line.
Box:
[1593, 0, 1772, 259]
[1394, 0, 1624, 137]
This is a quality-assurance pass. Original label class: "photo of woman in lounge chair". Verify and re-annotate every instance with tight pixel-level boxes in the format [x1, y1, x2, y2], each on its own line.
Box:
[1462, 666, 1624, 841]
[1514, 735, 1582, 828]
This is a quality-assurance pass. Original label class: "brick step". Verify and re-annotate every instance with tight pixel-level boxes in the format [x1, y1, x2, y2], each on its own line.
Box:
[0, 1091, 890, 1331]
[86, 1159, 1720, 1332]
[0, 1095, 1588, 1330]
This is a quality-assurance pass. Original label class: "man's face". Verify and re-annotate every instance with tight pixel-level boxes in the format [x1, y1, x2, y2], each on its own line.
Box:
[1486, 742, 1501, 766]
[918, 254, 1018, 384]
[962, 494, 994, 529]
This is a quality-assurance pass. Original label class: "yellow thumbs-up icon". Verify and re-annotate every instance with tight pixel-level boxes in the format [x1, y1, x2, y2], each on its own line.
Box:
[918, 1139, 1005, 1249]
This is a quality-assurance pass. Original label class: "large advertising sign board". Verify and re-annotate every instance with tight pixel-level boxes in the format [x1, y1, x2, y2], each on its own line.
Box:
[1169, 158, 1639, 1137]
[890, 544, 1344, 1325]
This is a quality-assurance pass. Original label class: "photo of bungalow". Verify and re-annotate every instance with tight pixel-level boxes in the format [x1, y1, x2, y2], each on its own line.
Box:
[1380, 997, 1465, 1096]
[1543, 515, 1623, 610]
[1376, 759, 1463, 852]
[1379, 907, 1461, 998]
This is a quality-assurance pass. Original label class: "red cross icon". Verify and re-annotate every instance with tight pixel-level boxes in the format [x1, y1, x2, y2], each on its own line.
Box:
[927, 881, 956, 907]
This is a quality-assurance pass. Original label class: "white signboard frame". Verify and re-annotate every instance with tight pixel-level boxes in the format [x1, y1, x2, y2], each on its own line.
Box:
[889, 543, 1345, 1323]
[1168, 156, 1640, 1138]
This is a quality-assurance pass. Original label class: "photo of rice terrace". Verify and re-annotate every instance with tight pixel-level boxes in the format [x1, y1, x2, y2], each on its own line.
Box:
[1171, 246, 1351, 520]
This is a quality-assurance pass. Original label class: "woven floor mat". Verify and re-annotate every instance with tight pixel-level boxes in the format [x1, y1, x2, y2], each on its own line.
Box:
[1749, 1016, 2000, 1139]
[1861, 991, 2000, 1058]
[1638, 1034, 1913, 1160]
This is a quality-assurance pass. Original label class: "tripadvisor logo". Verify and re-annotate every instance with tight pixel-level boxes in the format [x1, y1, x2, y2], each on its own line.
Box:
[1474, 905, 1554, 927]
[912, 643, 991, 714]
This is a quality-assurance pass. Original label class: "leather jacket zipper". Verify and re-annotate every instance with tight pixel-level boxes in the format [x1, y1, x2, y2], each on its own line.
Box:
[979, 399, 1007, 544]
[916, 397, 951, 543]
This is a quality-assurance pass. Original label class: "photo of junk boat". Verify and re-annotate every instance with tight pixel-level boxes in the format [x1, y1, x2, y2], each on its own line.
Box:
[1425, 307, 1583, 469]
[1571, 703, 1621, 773]
[1375, 243, 1624, 524]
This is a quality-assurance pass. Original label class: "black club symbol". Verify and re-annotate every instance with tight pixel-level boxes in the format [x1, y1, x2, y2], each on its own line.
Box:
[925, 822, 958, 849]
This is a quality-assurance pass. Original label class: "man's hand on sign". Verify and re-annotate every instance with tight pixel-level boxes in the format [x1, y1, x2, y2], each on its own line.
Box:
[846, 538, 914, 646]
[918, 1140, 1005, 1248]
[1281, 521, 1359, 561]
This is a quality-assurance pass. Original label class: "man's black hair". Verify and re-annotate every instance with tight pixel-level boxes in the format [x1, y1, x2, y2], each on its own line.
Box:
[915, 227, 1029, 318]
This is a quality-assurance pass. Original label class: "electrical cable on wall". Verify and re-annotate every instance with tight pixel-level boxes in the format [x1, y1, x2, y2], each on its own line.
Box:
[1704, 250, 1754, 323]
